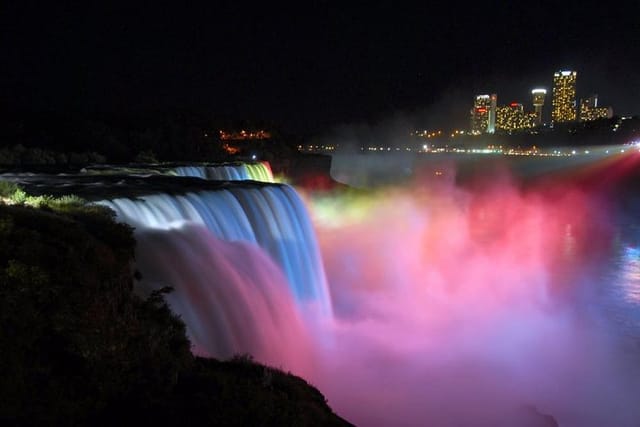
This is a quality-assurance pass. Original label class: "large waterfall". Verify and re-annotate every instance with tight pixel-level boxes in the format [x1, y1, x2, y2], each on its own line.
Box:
[98, 181, 330, 368]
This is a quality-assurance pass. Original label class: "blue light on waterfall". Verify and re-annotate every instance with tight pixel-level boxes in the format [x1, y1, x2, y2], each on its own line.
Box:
[173, 162, 274, 182]
[97, 184, 331, 316]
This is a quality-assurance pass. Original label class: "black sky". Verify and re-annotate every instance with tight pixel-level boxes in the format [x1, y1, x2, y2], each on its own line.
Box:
[2, 1, 639, 134]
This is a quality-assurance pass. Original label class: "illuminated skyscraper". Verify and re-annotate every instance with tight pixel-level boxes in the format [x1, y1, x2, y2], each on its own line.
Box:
[552, 70, 577, 123]
[470, 94, 496, 134]
[531, 88, 546, 126]
[579, 94, 613, 121]
[496, 103, 536, 132]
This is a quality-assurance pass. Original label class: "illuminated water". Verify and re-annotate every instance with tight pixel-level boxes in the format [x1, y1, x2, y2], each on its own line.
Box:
[85, 155, 640, 426]
[99, 184, 331, 313]
[308, 177, 640, 426]
[173, 161, 274, 182]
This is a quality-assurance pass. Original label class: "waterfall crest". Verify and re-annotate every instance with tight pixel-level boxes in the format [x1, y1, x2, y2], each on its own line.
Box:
[173, 162, 274, 182]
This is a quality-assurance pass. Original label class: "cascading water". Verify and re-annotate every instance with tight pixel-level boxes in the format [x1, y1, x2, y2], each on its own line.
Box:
[97, 182, 331, 369]
[172, 161, 274, 182]
[133, 223, 313, 372]
[100, 184, 329, 311]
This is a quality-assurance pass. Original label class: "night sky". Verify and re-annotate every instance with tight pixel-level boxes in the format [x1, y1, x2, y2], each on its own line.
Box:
[2, 1, 639, 134]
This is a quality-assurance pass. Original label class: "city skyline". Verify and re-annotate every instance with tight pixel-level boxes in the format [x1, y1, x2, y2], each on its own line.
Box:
[1, 2, 639, 136]
[467, 69, 617, 134]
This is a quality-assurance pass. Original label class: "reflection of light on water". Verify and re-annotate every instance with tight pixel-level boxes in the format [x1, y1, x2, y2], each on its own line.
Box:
[600, 239, 640, 345]
[621, 246, 640, 304]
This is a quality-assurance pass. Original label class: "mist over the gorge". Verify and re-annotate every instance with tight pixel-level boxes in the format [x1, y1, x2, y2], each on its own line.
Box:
[304, 154, 640, 425]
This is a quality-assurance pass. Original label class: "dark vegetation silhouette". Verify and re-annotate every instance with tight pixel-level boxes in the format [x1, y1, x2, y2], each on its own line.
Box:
[0, 110, 301, 167]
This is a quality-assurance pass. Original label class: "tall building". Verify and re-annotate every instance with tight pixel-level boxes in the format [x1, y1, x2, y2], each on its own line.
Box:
[470, 94, 497, 134]
[552, 70, 577, 123]
[496, 102, 536, 132]
[531, 88, 547, 126]
[579, 94, 613, 121]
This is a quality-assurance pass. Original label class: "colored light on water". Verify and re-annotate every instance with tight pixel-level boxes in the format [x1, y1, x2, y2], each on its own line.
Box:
[97, 154, 640, 426]
[98, 185, 331, 316]
[622, 246, 640, 303]
[174, 162, 274, 182]
[304, 169, 640, 425]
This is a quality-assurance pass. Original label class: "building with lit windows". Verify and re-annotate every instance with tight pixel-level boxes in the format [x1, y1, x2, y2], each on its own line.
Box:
[496, 103, 536, 132]
[579, 94, 613, 122]
[531, 88, 546, 126]
[552, 70, 577, 123]
[470, 94, 497, 134]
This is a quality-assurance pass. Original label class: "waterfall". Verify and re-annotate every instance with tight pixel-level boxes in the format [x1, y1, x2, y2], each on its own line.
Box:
[133, 224, 312, 371]
[97, 182, 330, 361]
[173, 162, 274, 182]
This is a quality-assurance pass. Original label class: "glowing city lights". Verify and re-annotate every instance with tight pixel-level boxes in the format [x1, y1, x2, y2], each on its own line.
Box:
[552, 70, 578, 123]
